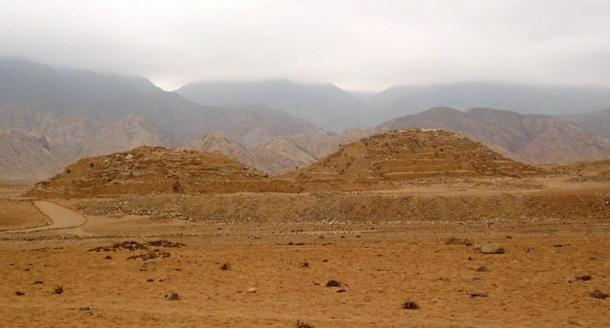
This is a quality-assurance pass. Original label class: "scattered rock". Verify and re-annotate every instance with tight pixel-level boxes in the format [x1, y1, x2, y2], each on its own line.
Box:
[402, 300, 420, 310]
[479, 244, 505, 254]
[476, 266, 489, 272]
[470, 291, 489, 298]
[575, 275, 592, 281]
[15, 291, 25, 296]
[590, 290, 608, 300]
[295, 320, 315, 328]
[336, 289, 347, 293]
[54, 286, 64, 295]
[246, 287, 257, 294]
[127, 251, 171, 261]
[220, 263, 231, 271]
[33, 280, 44, 285]
[165, 292, 180, 301]
[89, 240, 185, 253]
[147, 240, 185, 248]
[326, 280, 342, 288]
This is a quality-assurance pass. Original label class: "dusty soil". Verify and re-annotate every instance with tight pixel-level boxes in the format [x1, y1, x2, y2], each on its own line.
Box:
[0, 200, 49, 231]
[1, 168, 609, 327]
[1, 216, 609, 327]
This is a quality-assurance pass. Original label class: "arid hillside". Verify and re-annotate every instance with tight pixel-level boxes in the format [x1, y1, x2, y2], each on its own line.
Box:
[26, 146, 295, 198]
[285, 129, 541, 190]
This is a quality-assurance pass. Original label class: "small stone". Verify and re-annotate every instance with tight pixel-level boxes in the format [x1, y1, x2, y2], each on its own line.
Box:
[470, 291, 489, 298]
[480, 244, 505, 254]
[54, 286, 63, 295]
[575, 275, 591, 281]
[15, 291, 25, 296]
[326, 280, 341, 288]
[476, 266, 489, 272]
[165, 292, 180, 301]
[402, 300, 420, 310]
[246, 287, 257, 294]
[590, 290, 608, 300]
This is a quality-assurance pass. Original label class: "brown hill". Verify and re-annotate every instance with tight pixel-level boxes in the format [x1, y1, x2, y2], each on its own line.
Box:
[285, 129, 541, 190]
[27, 146, 294, 198]
[378, 107, 610, 163]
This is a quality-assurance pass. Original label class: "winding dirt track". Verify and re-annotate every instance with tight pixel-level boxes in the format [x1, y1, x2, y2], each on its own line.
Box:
[2, 201, 88, 235]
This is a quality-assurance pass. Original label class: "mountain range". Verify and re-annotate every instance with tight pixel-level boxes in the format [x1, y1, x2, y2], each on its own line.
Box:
[175, 80, 372, 132]
[369, 81, 610, 124]
[2, 57, 610, 182]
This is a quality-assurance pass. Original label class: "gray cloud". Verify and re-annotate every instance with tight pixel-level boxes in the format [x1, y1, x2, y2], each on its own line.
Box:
[1, 0, 609, 91]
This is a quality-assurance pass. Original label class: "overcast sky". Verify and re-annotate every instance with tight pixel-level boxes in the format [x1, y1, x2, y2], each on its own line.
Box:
[1, 0, 609, 91]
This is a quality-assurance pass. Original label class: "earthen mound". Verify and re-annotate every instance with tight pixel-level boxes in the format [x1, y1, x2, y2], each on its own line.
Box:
[285, 129, 541, 189]
[27, 146, 290, 198]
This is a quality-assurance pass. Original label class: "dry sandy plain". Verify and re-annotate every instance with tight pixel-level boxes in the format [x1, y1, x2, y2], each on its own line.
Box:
[1, 176, 609, 327]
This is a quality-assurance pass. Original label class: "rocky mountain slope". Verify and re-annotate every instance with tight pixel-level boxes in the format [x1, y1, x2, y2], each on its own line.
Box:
[378, 107, 610, 164]
[202, 106, 323, 148]
[176, 80, 372, 132]
[0, 130, 64, 183]
[564, 108, 610, 139]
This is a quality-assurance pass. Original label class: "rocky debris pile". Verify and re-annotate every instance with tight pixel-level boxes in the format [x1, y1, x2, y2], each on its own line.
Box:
[127, 251, 171, 261]
[88, 240, 185, 252]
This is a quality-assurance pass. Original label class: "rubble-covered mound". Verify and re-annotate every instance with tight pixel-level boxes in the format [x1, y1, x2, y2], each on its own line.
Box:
[27, 146, 292, 198]
[285, 129, 541, 189]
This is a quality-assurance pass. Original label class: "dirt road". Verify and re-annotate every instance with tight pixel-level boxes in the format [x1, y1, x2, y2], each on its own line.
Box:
[1, 201, 87, 235]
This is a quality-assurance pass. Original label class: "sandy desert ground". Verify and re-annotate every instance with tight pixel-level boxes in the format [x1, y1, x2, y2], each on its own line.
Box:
[1, 176, 609, 328]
